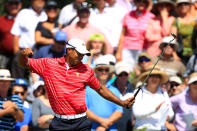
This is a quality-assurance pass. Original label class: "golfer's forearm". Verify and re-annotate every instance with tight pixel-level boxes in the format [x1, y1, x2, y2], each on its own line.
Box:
[18, 51, 29, 68]
[97, 85, 123, 107]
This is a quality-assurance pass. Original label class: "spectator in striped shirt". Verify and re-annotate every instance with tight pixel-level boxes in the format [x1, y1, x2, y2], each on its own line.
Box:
[0, 69, 24, 130]
[18, 38, 135, 131]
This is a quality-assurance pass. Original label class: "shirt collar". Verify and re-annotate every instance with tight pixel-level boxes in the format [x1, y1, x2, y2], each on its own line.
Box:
[58, 56, 83, 69]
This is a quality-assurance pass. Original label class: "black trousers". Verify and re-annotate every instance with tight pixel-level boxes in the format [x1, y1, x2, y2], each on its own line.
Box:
[49, 116, 92, 131]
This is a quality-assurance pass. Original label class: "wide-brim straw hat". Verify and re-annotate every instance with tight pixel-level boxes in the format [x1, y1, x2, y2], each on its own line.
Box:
[0, 69, 15, 81]
[137, 65, 169, 84]
[188, 72, 197, 84]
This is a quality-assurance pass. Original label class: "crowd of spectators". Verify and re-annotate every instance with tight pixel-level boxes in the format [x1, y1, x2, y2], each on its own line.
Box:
[0, 0, 197, 130]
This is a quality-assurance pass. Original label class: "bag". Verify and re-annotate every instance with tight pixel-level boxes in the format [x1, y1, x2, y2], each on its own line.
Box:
[176, 18, 184, 54]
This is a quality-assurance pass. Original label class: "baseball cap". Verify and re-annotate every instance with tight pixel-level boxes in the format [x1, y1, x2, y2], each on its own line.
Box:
[176, 0, 191, 5]
[115, 61, 131, 75]
[66, 38, 91, 56]
[89, 34, 105, 42]
[77, 2, 91, 13]
[7, 0, 21, 2]
[159, 36, 178, 50]
[13, 78, 28, 87]
[46, 0, 57, 8]
[169, 76, 182, 84]
[54, 31, 67, 42]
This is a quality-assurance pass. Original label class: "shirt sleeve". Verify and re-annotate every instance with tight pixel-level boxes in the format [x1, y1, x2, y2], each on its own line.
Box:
[28, 58, 48, 77]
[11, 10, 23, 36]
[86, 69, 100, 90]
[35, 22, 42, 31]
[12, 95, 23, 110]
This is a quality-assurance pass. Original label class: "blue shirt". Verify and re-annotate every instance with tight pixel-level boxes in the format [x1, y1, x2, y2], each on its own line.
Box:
[15, 107, 32, 131]
[0, 95, 23, 131]
[33, 45, 65, 59]
[86, 84, 123, 131]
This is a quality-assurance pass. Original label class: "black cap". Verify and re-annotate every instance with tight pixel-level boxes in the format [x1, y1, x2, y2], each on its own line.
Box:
[77, 2, 91, 13]
[7, 0, 21, 2]
[46, 1, 57, 8]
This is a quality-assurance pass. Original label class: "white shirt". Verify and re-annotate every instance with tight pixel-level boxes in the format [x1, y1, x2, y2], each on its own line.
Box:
[89, 5, 127, 48]
[11, 8, 47, 49]
[58, 3, 79, 26]
[124, 86, 174, 130]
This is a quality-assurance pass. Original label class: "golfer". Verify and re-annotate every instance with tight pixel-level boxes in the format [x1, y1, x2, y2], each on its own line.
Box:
[18, 38, 135, 131]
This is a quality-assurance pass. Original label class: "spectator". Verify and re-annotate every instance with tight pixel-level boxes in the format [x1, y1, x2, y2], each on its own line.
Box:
[12, 78, 32, 131]
[171, 0, 195, 64]
[115, 0, 154, 70]
[184, 53, 197, 81]
[0, 0, 22, 69]
[86, 56, 123, 131]
[35, 0, 59, 50]
[82, 34, 107, 68]
[145, 0, 175, 57]
[89, 0, 128, 49]
[0, 69, 24, 130]
[132, 65, 174, 130]
[152, 36, 186, 77]
[113, 61, 134, 131]
[190, 0, 197, 18]
[34, 31, 67, 59]
[32, 82, 55, 131]
[167, 76, 184, 97]
[62, 2, 113, 53]
[170, 72, 197, 131]
[58, 0, 86, 28]
[116, 0, 136, 11]
[134, 52, 153, 78]
[11, 0, 47, 78]
[33, 81, 45, 98]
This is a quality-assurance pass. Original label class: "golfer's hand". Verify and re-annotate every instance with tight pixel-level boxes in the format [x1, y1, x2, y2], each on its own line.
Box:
[21, 48, 34, 56]
[122, 96, 135, 108]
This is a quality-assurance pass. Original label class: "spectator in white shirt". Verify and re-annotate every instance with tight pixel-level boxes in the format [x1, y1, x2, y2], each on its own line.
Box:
[131, 65, 174, 130]
[11, 0, 47, 78]
[58, 0, 85, 28]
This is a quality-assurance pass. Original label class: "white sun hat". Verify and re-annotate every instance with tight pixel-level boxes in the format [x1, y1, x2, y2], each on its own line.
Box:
[66, 38, 91, 56]
[0, 69, 15, 81]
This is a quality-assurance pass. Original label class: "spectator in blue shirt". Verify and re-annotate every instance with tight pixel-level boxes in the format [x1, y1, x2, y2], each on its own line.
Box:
[33, 30, 67, 59]
[12, 78, 32, 131]
[86, 56, 123, 131]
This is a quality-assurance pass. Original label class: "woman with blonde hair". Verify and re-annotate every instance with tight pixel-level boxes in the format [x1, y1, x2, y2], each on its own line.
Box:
[82, 33, 107, 68]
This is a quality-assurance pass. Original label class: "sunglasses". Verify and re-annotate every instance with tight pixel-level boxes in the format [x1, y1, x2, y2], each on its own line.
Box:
[135, 0, 148, 3]
[8, 2, 20, 5]
[191, 81, 197, 85]
[118, 72, 129, 77]
[162, 43, 175, 48]
[97, 68, 109, 72]
[170, 83, 179, 88]
[46, 6, 58, 11]
[178, 2, 190, 6]
[139, 58, 150, 63]
[150, 74, 161, 78]
[14, 91, 25, 96]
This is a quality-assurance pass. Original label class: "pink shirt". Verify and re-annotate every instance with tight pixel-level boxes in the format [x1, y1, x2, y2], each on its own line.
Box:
[145, 16, 175, 56]
[62, 23, 113, 53]
[122, 10, 154, 50]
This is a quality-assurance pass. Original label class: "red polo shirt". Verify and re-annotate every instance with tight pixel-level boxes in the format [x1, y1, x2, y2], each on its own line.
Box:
[28, 56, 100, 115]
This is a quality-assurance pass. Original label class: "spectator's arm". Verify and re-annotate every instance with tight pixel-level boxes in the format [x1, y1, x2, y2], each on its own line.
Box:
[0, 108, 15, 117]
[38, 114, 54, 129]
[86, 109, 112, 129]
[14, 108, 24, 122]
[115, 27, 125, 62]
[32, 98, 41, 128]
[13, 35, 20, 54]
[108, 110, 122, 125]
[35, 30, 54, 45]
[192, 119, 197, 126]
